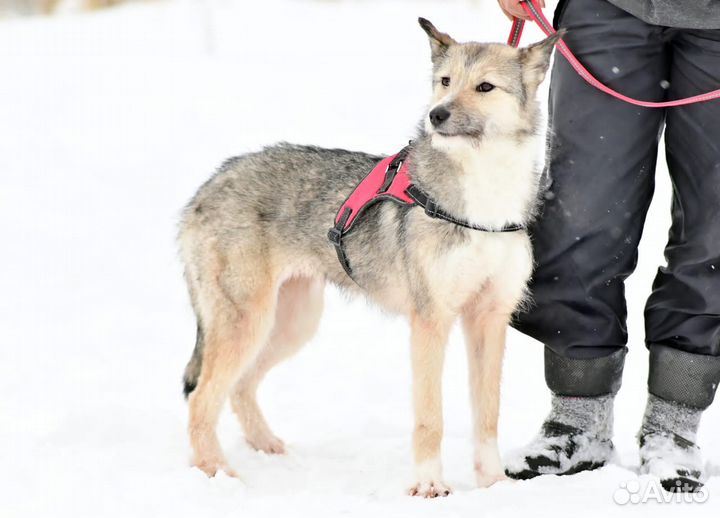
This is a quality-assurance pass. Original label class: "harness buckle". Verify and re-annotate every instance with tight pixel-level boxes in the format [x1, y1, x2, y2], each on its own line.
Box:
[327, 226, 343, 246]
[379, 159, 403, 194]
[424, 198, 439, 218]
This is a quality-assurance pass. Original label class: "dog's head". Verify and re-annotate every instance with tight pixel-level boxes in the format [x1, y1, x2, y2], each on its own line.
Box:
[418, 18, 563, 140]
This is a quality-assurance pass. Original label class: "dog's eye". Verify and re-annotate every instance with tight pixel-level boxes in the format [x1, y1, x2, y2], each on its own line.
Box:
[476, 82, 495, 93]
[441, 77, 450, 87]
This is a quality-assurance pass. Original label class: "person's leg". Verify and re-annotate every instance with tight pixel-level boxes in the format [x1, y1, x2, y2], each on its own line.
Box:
[640, 27, 720, 492]
[507, 0, 668, 478]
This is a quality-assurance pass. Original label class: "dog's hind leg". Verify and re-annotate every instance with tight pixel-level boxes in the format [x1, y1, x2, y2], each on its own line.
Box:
[462, 300, 511, 488]
[231, 276, 324, 454]
[187, 248, 278, 478]
[408, 312, 453, 498]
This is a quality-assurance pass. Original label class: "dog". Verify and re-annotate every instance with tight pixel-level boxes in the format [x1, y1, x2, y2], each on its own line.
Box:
[178, 18, 560, 497]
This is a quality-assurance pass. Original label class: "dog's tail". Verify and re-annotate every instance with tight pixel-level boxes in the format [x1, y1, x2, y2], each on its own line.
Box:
[183, 321, 204, 399]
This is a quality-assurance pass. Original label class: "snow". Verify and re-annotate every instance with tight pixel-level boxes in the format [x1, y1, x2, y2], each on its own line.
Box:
[1, 0, 719, 516]
[639, 432, 704, 482]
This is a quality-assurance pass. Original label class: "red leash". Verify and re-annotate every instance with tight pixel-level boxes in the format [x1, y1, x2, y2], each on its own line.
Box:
[508, 0, 720, 107]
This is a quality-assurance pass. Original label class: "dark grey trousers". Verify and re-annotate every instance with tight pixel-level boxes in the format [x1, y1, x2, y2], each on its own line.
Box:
[513, 0, 720, 408]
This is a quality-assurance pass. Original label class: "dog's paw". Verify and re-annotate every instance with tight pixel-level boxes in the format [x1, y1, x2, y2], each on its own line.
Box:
[246, 433, 286, 455]
[193, 458, 240, 479]
[475, 470, 508, 488]
[408, 480, 452, 498]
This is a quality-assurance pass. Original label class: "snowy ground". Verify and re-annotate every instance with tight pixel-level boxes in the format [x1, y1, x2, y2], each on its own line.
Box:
[1, 0, 718, 516]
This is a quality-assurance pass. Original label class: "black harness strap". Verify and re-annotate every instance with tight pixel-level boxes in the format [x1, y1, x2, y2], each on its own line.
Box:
[378, 148, 409, 193]
[328, 207, 354, 278]
[404, 184, 525, 233]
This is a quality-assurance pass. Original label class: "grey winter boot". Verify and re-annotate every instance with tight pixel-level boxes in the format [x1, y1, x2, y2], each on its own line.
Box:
[638, 394, 705, 493]
[505, 394, 615, 479]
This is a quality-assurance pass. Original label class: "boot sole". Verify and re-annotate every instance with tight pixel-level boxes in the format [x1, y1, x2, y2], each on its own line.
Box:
[506, 460, 606, 480]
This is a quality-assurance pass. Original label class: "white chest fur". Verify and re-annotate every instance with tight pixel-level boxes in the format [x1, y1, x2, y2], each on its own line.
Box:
[427, 230, 533, 313]
[431, 134, 540, 229]
[424, 134, 539, 312]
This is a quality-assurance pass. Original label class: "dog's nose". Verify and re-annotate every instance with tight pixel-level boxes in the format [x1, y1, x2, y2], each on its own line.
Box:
[429, 106, 450, 127]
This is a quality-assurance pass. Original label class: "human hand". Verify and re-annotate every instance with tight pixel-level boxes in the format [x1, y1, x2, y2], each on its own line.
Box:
[497, 0, 546, 21]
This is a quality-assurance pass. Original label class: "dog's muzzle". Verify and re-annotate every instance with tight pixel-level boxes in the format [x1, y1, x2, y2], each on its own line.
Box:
[429, 106, 451, 127]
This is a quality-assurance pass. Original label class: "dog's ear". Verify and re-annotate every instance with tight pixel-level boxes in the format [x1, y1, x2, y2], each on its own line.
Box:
[418, 17, 457, 63]
[518, 29, 566, 86]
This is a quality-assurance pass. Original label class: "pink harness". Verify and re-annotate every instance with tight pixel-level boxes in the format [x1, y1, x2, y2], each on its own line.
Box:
[328, 145, 524, 281]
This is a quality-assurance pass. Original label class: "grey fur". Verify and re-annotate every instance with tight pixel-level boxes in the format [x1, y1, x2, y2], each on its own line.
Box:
[183, 322, 203, 398]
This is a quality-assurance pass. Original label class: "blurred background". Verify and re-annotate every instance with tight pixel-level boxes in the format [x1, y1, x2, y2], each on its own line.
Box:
[1, 1, 716, 516]
[1, 0, 127, 17]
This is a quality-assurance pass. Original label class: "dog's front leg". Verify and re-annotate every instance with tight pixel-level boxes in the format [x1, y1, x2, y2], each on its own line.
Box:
[408, 312, 452, 498]
[462, 307, 510, 488]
